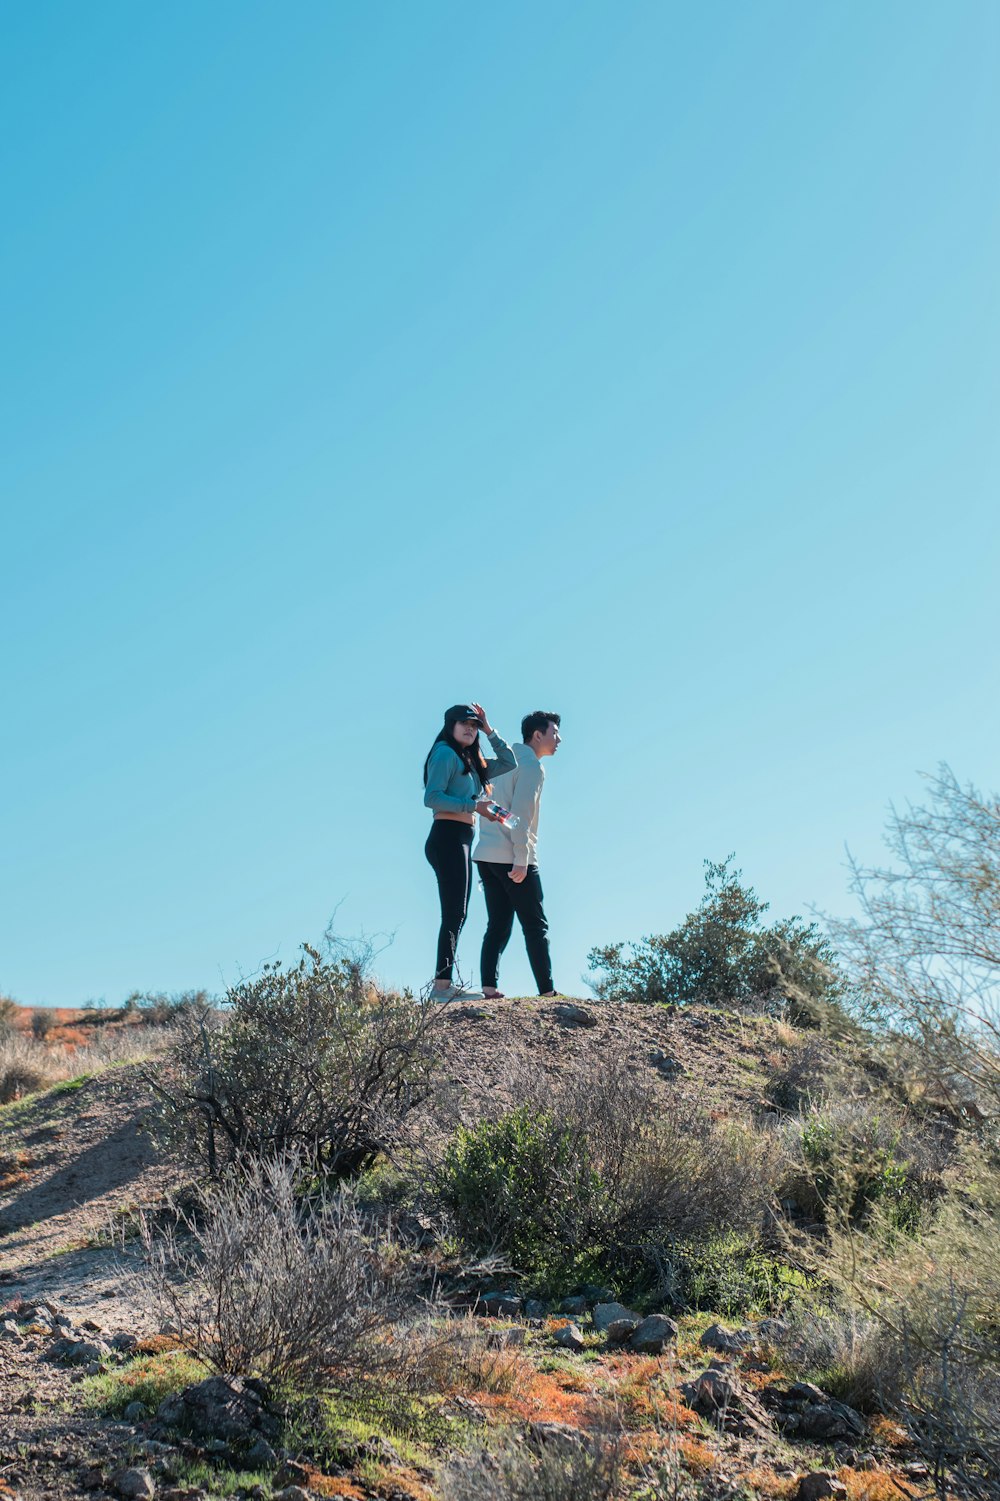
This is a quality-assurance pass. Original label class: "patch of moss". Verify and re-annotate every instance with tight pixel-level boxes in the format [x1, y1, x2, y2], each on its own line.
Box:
[80, 1349, 206, 1415]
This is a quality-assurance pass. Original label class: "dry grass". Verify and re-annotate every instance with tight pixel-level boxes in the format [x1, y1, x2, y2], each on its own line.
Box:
[0, 1025, 169, 1104]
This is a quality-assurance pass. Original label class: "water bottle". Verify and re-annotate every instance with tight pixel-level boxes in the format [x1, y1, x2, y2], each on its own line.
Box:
[484, 800, 520, 829]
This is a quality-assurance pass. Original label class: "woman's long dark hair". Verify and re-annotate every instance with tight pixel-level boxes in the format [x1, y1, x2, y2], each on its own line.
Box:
[423, 710, 491, 793]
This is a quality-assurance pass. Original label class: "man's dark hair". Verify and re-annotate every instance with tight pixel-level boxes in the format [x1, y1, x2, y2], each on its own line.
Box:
[521, 710, 561, 744]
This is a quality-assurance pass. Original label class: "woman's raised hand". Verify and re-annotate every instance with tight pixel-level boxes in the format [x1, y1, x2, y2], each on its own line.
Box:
[470, 702, 494, 735]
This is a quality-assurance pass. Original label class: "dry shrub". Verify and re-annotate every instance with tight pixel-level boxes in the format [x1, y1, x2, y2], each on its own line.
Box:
[135, 1156, 407, 1392]
[147, 946, 441, 1178]
[774, 1305, 905, 1414]
[439, 1431, 623, 1501]
[401, 1313, 534, 1397]
[808, 1144, 1000, 1497]
[0, 1033, 67, 1102]
[438, 1045, 785, 1294]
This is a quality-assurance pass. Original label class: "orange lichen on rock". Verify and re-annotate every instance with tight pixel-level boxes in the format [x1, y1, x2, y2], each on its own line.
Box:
[679, 1436, 719, 1476]
[838, 1468, 919, 1501]
[745, 1466, 799, 1499]
[308, 1478, 366, 1500]
[134, 1333, 186, 1354]
[869, 1416, 910, 1448]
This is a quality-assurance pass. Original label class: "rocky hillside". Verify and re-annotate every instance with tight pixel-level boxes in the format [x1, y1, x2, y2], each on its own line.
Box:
[0, 998, 942, 1501]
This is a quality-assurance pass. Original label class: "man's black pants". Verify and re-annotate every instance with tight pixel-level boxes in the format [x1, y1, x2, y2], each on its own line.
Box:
[476, 861, 553, 994]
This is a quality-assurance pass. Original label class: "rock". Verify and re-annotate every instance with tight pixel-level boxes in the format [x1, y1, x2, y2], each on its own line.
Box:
[649, 1048, 682, 1075]
[628, 1314, 679, 1354]
[1, 1319, 22, 1341]
[757, 1317, 789, 1342]
[795, 1401, 865, 1441]
[113, 1469, 155, 1500]
[111, 1333, 139, 1351]
[580, 1284, 614, 1304]
[701, 1323, 753, 1354]
[797, 1472, 849, 1501]
[482, 1292, 522, 1318]
[554, 1002, 597, 1027]
[605, 1317, 639, 1346]
[681, 1368, 775, 1440]
[124, 1401, 150, 1423]
[50, 1337, 108, 1365]
[788, 1380, 830, 1403]
[553, 1322, 585, 1352]
[488, 1326, 527, 1348]
[682, 1368, 739, 1412]
[272, 1462, 311, 1489]
[592, 1301, 640, 1333]
[272, 1488, 311, 1501]
[155, 1375, 279, 1442]
[559, 1296, 588, 1317]
[524, 1299, 548, 1319]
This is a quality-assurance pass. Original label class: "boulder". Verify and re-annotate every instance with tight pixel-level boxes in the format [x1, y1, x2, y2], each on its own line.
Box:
[482, 1292, 522, 1318]
[113, 1469, 155, 1500]
[605, 1318, 640, 1346]
[797, 1472, 848, 1501]
[553, 1322, 585, 1352]
[156, 1376, 279, 1443]
[559, 1296, 588, 1317]
[524, 1299, 548, 1320]
[592, 1301, 640, 1333]
[701, 1323, 753, 1354]
[628, 1314, 679, 1354]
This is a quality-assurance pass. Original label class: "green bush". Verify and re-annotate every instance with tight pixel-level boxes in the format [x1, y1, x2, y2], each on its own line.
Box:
[655, 1232, 812, 1316]
[587, 857, 841, 1019]
[436, 1058, 786, 1297]
[439, 1107, 606, 1292]
[792, 1102, 925, 1232]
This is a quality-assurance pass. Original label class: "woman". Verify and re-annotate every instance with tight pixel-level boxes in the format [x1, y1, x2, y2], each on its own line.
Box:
[423, 703, 517, 1000]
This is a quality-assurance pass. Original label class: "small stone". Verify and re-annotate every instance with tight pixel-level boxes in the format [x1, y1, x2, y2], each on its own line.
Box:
[243, 1436, 277, 1467]
[113, 1468, 155, 1500]
[1, 1319, 22, 1341]
[482, 1292, 522, 1318]
[272, 1462, 310, 1489]
[524, 1299, 548, 1319]
[701, 1323, 753, 1354]
[592, 1301, 640, 1333]
[554, 1002, 597, 1027]
[559, 1296, 588, 1316]
[628, 1314, 679, 1354]
[796, 1471, 849, 1501]
[111, 1332, 139, 1351]
[788, 1380, 830, 1404]
[605, 1317, 640, 1346]
[553, 1322, 585, 1352]
[757, 1317, 789, 1342]
[272, 1489, 311, 1501]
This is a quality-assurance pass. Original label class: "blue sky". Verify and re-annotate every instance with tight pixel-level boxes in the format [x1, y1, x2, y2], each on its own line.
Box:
[2, 2, 998, 1006]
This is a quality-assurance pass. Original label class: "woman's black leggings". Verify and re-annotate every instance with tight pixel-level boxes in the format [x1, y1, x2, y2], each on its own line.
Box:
[425, 820, 475, 983]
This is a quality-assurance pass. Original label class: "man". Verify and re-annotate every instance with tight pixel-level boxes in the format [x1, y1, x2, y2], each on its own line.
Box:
[473, 710, 562, 998]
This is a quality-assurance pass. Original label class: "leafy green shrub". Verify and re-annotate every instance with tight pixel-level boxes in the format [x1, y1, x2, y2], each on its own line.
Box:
[655, 1232, 812, 1316]
[439, 1107, 607, 1291]
[437, 1054, 786, 1297]
[787, 1100, 931, 1232]
[147, 946, 441, 1178]
[587, 857, 841, 1019]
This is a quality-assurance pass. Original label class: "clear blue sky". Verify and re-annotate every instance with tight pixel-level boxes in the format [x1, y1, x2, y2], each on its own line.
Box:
[2, 2, 998, 1006]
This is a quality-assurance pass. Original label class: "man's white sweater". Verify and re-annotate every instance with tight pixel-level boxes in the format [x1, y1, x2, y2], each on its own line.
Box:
[473, 743, 545, 868]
